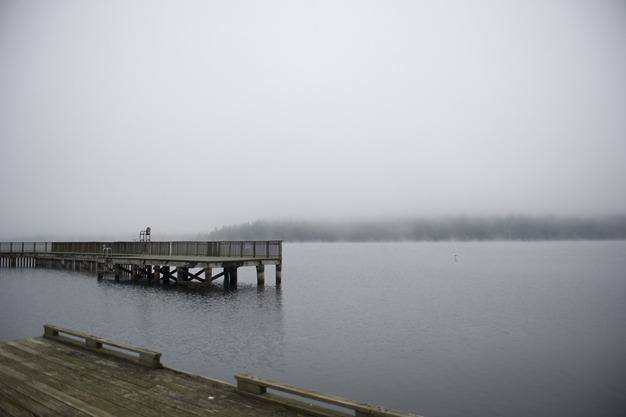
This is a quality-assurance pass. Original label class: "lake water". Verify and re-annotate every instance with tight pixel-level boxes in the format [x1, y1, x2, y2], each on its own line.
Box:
[1, 241, 625, 417]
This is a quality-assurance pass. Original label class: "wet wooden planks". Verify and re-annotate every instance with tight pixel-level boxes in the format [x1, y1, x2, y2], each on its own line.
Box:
[0, 337, 306, 417]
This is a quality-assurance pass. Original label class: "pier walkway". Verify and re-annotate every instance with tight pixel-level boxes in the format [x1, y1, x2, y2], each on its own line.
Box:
[0, 240, 282, 289]
[0, 325, 417, 417]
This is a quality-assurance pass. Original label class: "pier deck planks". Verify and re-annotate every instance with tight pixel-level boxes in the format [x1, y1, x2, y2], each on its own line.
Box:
[0, 337, 308, 417]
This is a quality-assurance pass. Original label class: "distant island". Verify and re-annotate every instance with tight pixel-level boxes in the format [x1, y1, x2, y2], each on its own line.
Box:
[204, 215, 626, 242]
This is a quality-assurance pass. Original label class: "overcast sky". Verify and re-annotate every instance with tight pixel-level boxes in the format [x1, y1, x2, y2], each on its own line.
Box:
[1, 0, 625, 239]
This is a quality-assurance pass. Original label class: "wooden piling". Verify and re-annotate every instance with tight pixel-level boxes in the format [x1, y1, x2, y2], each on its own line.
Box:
[204, 267, 212, 283]
[223, 268, 230, 290]
[162, 266, 170, 286]
[179, 266, 189, 283]
[131, 265, 140, 282]
[230, 267, 238, 290]
[256, 264, 265, 286]
[276, 263, 282, 285]
[153, 264, 160, 283]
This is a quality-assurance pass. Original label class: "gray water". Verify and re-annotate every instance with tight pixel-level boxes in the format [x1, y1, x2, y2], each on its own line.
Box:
[1, 241, 625, 417]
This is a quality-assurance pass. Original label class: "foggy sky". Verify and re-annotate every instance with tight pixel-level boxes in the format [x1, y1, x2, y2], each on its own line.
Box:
[1, 0, 625, 240]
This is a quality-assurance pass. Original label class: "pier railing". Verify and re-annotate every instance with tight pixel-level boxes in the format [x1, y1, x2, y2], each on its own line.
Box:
[44, 324, 162, 368]
[235, 374, 416, 417]
[0, 240, 282, 259]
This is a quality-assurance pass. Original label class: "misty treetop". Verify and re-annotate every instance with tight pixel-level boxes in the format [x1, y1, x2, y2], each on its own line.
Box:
[205, 216, 626, 242]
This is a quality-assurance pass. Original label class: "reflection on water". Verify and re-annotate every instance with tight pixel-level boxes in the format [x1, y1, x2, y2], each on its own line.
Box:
[1, 241, 625, 417]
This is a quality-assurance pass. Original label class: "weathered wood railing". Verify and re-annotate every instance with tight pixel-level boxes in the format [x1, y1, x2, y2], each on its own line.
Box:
[235, 374, 419, 417]
[43, 324, 162, 368]
[0, 242, 52, 253]
[0, 240, 282, 258]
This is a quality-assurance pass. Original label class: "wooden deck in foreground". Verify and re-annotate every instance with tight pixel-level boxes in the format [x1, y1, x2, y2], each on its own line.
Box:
[0, 325, 419, 417]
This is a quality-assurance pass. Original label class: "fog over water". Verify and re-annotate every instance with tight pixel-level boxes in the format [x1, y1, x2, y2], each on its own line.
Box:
[1, 0, 626, 239]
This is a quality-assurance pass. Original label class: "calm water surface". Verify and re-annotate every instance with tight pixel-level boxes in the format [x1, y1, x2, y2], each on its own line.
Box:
[1, 241, 625, 417]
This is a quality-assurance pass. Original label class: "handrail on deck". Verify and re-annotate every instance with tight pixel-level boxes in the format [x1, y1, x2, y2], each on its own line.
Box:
[43, 324, 162, 368]
[235, 374, 419, 417]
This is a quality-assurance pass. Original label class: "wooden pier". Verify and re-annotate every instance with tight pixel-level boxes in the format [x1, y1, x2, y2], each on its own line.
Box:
[0, 241, 282, 289]
[0, 325, 418, 417]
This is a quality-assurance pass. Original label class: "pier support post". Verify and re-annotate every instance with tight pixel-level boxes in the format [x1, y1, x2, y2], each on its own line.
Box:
[178, 267, 189, 284]
[229, 267, 238, 290]
[162, 267, 170, 286]
[204, 267, 212, 285]
[153, 265, 160, 283]
[131, 265, 140, 282]
[114, 265, 121, 282]
[276, 263, 282, 285]
[223, 268, 230, 290]
[256, 265, 265, 286]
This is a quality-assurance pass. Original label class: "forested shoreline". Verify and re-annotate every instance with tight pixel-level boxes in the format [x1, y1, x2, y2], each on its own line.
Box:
[205, 216, 626, 242]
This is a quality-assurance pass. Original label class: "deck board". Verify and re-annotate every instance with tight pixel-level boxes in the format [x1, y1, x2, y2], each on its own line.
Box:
[0, 382, 69, 417]
[0, 337, 311, 417]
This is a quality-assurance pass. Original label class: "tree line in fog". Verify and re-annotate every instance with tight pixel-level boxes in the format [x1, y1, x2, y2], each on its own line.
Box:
[204, 215, 626, 242]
